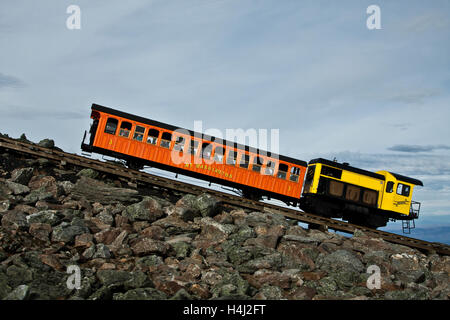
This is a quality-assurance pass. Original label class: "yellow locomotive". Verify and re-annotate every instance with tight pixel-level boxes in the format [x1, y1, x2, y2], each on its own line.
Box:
[299, 158, 423, 232]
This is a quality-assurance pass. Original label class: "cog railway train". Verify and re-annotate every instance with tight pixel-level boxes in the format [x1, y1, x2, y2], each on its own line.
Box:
[81, 103, 423, 232]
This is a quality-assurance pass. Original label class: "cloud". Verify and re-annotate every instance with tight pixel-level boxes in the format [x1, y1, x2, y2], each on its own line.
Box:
[0, 105, 84, 120]
[387, 145, 450, 153]
[0, 73, 25, 88]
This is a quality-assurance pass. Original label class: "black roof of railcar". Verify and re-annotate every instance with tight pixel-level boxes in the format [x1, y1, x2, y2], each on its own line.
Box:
[91, 103, 308, 167]
[388, 172, 423, 186]
[309, 158, 423, 186]
[309, 158, 386, 180]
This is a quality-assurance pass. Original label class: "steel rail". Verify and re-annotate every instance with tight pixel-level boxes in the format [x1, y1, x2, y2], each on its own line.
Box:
[0, 136, 449, 256]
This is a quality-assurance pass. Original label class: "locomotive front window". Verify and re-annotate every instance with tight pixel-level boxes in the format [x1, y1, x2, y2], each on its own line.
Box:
[396, 183, 410, 197]
[105, 118, 118, 135]
[213, 146, 224, 163]
[290, 166, 300, 182]
[251, 156, 264, 173]
[147, 128, 159, 145]
[133, 125, 145, 142]
[277, 163, 288, 179]
[119, 121, 132, 138]
[239, 154, 250, 169]
[226, 150, 237, 166]
[160, 132, 172, 148]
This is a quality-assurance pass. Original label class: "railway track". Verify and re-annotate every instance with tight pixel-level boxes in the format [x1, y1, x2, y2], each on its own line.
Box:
[1, 135, 449, 256]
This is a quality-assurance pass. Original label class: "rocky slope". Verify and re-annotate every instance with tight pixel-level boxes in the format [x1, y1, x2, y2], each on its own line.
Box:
[0, 136, 449, 300]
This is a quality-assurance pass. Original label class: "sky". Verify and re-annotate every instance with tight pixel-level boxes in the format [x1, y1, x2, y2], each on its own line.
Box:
[0, 0, 449, 243]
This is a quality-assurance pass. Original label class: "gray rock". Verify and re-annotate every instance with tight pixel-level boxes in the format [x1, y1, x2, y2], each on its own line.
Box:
[97, 270, 151, 289]
[77, 168, 99, 179]
[10, 167, 34, 185]
[124, 197, 165, 222]
[5, 181, 30, 195]
[26, 210, 61, 226]
[0, 200, 10, 213]
[318, 249, 364, 273]
[38, 139, 55, 148]
[52, 222, 89, 243]
[4, 285, 30, 300]
[71, 176, 139, 204]
[113, 287, 167, 300]
[93, 244, 111, 259]
[1, 210, 28, 230]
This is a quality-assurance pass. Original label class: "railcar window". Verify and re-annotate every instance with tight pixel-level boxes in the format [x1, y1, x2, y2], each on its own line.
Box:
[160, 132, 172, 148]
[277, 163, 288, 179]
[226, 150, 237, 166]
[133, 126, 145, 142]
[321, 165, 342, 179]
[386, 181, 394, 193]
[213, 146, 224, 163]
[396, 183, 410, 197]
[239, 154, 250, 169]
[105, 118, 118, 135]
[251, 156, 264, 173]
[147, 129, 159, 145]
[173, 136, 185, 152]
[119, 121, 132, 138]
[290, 166, 300, 182]
[188, 140, 199, 156]
[201, 143, 213, 159]
[265, 161, 275, 176]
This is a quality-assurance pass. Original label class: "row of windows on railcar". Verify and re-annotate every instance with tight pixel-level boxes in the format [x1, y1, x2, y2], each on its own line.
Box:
[104, 117, 301, 182]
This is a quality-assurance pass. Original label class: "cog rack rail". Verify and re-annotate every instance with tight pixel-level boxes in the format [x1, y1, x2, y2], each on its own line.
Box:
[0, 135, 449, 256]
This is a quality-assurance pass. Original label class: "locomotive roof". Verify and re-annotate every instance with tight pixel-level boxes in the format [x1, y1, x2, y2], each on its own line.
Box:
[91, 103, 308, 167]
[309, 158, 386, 180]
[309, 158, 423, 186]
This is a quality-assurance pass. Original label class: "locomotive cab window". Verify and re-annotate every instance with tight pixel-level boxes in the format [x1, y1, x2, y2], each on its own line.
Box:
[386, 181, 394, 193]
[213, 146, 224, 163]
[226, 150, 237, 166]
[147, 128, 159, 145]
[277, 163, 288, 179]
[201, 142, 213, 159]
[173, 136, 185, 152]
[133, 125, 145, 142]
[251, 156, 264, 173]
[396, 183, 410, 197]
[290, 166, 300, 182]
[119, 121, 132, 138]
[160, 132, 172, 149]
[265, 160, 275, 176]
[105, 118, 118, 135]
[239, 154, 250, 169]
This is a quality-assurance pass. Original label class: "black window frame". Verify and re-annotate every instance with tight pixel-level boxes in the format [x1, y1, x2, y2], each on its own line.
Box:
[147, 128, 160, 145]
[104, 117, 118, 135]
[133, 125, 146, 142]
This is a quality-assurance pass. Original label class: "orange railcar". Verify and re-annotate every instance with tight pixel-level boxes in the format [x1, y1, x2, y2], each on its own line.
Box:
[81, 104, 307, 204]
